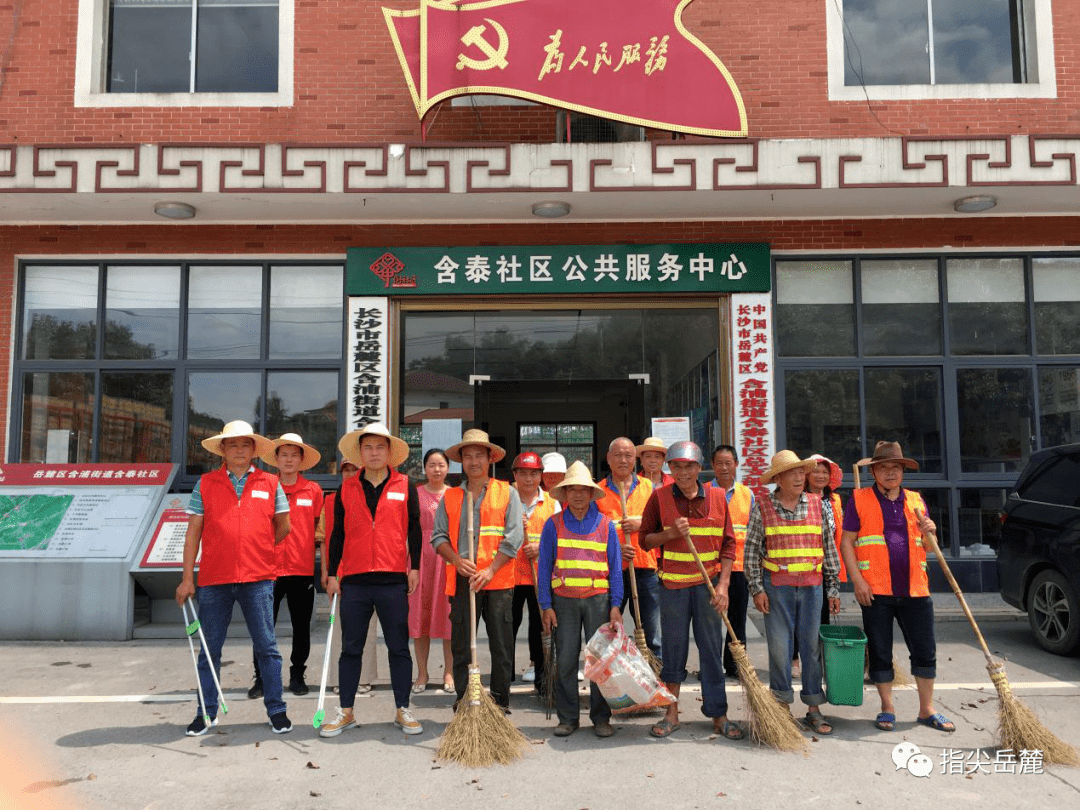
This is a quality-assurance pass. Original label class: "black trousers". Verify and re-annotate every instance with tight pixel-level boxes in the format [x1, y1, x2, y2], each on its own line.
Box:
[253, 574, 314, 681]
[450, 577, 514, 709]
[512, 584, 545, 683]
[722, 571, 749, 677]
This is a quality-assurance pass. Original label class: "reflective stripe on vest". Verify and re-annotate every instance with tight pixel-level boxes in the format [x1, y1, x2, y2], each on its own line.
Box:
[728, 483, 752, 572]
[853, 487, 929, 597]
[443, 480, 514, 597]
[550, 511, 611, 599]
[758, 493, 824, 587]
[655, 484, 729, 589]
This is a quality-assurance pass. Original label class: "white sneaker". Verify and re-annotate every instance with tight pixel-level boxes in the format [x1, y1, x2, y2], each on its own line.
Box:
[395, 707, 423, 735]
[522, 665, 536, 683]
[319, 708, 357, 738]
[577, 669, 584, 682]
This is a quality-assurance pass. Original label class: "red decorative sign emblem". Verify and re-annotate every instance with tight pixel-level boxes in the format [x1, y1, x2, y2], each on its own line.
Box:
[384, 0, 747, 138]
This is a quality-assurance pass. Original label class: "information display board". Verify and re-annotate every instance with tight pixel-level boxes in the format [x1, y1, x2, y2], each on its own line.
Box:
[137, 494, 195, 569]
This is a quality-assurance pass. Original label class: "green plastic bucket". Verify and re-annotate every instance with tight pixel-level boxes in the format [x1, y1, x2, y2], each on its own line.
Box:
[819, 625, 867, 706]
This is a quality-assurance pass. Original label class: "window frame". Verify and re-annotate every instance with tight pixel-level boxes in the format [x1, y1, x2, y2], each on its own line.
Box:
[75, 0, 295, 107]
[825, 0, 1057, 101]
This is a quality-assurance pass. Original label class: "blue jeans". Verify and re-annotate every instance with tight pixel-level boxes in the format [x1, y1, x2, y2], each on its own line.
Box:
[761, 577, 825, 706]
[659, 578, 728, 718]
[196, 580, 285, 718]
[861, 595, 936, 682]
[621, 567, 662, 663]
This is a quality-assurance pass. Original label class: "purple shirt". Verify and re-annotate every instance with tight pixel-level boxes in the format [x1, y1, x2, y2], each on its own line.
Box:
[843, 486, 924, 597]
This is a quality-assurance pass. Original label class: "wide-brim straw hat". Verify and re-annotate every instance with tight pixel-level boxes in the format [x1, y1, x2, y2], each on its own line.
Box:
[636, 437, 668, 458]
[446, 428, 506, 463]
[857, 440, 919, 471]
[201, 420, 276, 457]
[807, 453, 843, 490]
[760, 450, 817, 485]
[260, 433, 322, 471]
[548, 460, 607, 502]
[338, 423, 410, 468]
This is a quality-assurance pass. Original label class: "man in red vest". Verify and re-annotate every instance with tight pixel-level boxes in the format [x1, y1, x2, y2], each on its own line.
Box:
[744, 450, 841, 736]
[175, 420, 292, 737]
[840, 441, 953, 734]
[538, 461, 623, 738]
[321, 423, 422, 738]
[640, 441, 742, 740]
[247, 433, 324, 700]
[432, 429, 524, 711]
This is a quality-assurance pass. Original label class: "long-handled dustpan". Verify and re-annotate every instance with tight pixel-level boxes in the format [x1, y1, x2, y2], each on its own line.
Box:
[184, 598, 228, 715]
[313, 593, 339, 728]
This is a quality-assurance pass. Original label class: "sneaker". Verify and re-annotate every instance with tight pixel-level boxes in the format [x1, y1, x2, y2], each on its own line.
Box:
[395, 707, 423, 735]
[248, 678, 264, 699]
[289, 676, 309, 696]
[185, 714, 217, 737]
[577, 669, 584, 682]
[319, 708, 357, 738]
[269, 712, 293, 734]
[522, 666, 536, 683]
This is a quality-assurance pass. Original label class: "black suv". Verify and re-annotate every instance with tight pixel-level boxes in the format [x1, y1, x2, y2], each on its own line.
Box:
[998, 443, 1080, 655]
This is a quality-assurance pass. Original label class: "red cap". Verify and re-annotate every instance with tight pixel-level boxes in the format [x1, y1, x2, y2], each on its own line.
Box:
[512, 452, 543, 470]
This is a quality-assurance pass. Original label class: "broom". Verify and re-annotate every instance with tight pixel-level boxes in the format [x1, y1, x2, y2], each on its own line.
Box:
[920, 518, 1078, 765]
[436, 491, 528, 767]
[619, 485, 662, 677]
[681, 522, 805, 751]
[852, 463, 913, 688]
[536, 559, 557, 719]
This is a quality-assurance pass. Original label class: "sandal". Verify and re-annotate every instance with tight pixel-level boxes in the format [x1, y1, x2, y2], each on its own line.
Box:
[916, 712, 956, 732]
[804, 712, 833, 736]
[411, 681, 427, 694]
[649, 718, 680, 738]
[442, 679, 455, 694]
[356, 683, 372, 694]
[874, 712, 896, 731]
[714, 719, 746, 741]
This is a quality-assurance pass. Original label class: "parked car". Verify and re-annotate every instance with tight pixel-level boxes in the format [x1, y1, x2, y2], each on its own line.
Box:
[998, 443, 1080, 656]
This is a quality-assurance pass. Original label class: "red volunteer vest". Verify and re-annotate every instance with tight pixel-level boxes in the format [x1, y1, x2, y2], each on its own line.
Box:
[656, 484, 729, 589]
[596, 476, 656, 570]
[514, 487, 559, 587]
[197, 466, 279, 587]
[758, 492, 825, 587]
[550, 511, 612, 599]
[276, 476, 324, 577]
[336, 469, 411, 578]
[443, 479, 515, 596]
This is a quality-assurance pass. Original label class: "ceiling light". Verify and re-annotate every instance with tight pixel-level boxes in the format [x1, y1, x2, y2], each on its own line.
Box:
[154, 201, 196, 220]
[953, 195, 997, 214]
[531, 200, 571, 218]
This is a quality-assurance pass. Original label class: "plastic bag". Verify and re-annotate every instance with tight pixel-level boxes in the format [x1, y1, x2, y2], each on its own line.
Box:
[584, 621, 675, 713]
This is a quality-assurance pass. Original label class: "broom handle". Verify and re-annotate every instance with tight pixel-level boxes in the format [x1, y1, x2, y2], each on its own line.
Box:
[619, 487, 645, 628]
[853, 463, 861, 490]
[467, 490, 479, 668]
[919, 517, 996, 666]
[679, 516, 739, 640]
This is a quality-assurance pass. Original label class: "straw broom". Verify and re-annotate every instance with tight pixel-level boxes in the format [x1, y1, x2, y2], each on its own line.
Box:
[852, 463, 913, 688]
[619, 485, 663, 677]
[920, 520, 1078, 765]
[436, 492, 528, 767]
[681, 523, 805, 751]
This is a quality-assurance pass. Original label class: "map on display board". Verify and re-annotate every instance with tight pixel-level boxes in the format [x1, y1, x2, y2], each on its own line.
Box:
[137, 494, 196, 569]
[0, 464, 175, 559]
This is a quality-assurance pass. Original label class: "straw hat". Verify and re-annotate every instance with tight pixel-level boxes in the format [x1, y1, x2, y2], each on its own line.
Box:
[636, 437, 668, 458]
[446, 428, 506, 463]
[260, 433, 322, 471]
[337, 423, 410, 468]
[759, 450, 816, 485]
[541, 452, 567, 474]
[201, 420, 275, 457]
[807, 453, 843, 490]
[548, 460, 607, 502]
[857, 441, 919, 471]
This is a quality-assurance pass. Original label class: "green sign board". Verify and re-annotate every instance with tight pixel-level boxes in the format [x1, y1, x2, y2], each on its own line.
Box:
[347, 243, 770, 296]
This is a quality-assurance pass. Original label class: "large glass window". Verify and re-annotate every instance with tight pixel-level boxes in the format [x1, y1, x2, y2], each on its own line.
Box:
[269, 266, 343, 360]
[1038, 366, 1080, 447]
[861, 260, 941, 356]
[864, 367, 943, 473]
[22, 266, 99, 361]
[187, 371, 261, 476]
[957, 367, 1034, 473]
[1032, 257, 1080, 355]
[775, 261, 854, 357]
[263, 371, 339, 474]
[20, 372, 95, 463]
[107, 0, 279, 93]
[188, 266, 263, 360]
[783, 370, 860, 471]
[105, 265, 181, 360]
[100, 372, 174, 463]
[947, 258, 1028, 355]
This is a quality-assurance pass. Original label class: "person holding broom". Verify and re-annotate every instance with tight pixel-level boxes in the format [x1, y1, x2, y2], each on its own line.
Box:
[840, 441, 954, 734]
[597, 437, 661, 665]
[321, 423, 423, 738]
[744, 450, 841, 736]
[710, 445, 754, 680]
[432, 429, 525, 712]
[640, 441, 743, 740]
[538, 461, 624, 738]
[510, 452, 560, 691]
[175, 420, 292, 737]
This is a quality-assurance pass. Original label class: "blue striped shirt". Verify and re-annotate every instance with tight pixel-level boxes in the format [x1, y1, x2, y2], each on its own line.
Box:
[187, 467, 290, 516]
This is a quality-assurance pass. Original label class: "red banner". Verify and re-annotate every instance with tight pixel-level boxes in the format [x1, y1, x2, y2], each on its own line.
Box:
[0, 463, 172, 486]
[384, 0, 746, 137]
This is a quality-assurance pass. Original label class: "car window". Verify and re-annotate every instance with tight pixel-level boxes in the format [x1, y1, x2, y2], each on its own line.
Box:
[1016, 453, 1080, 508]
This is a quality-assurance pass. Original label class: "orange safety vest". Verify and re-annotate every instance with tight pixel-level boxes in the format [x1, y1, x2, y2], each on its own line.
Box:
[550, 511, 612, 599]
[276, 476, 324, 577]
[337, 469, 411, 578]
[656, 484, 729, 589]
[727, 482, 753, 573]
[513, 487, 559, 587]
[596, 475, 656, 570]
[758, 493, 824, 588]
[197, 466, 279, 587]
[443, 479, 515, 597]
[828, 491, 847, 582]
[853, 487, 929, 597]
